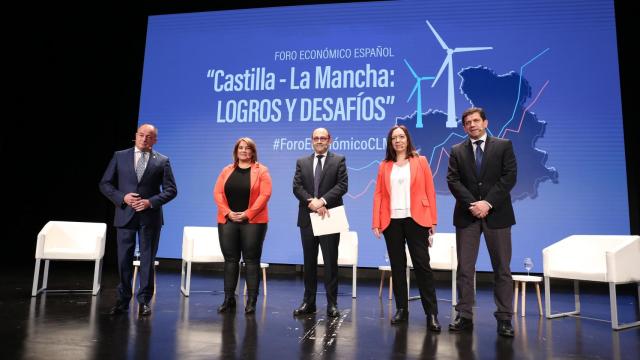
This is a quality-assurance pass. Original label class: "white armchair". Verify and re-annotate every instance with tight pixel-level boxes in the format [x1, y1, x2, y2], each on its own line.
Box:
[429, 233, 458, 305]
[180, 226, 224, 296]
[32, 221, 106, 296]
[543, 235, 640, 330]
[405, 233, 458, 305]
[318, 231, 358, 298]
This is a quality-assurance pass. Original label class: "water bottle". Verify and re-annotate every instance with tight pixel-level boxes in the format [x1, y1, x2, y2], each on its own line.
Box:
[524, 257, 533, 276]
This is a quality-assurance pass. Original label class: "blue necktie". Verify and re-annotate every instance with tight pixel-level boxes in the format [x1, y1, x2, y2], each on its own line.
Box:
[313, 154, 324, 197]
[474, 140, 483, 172]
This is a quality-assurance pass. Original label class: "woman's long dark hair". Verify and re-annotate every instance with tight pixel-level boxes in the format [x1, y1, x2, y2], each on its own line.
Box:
[385, 124, 418, 162]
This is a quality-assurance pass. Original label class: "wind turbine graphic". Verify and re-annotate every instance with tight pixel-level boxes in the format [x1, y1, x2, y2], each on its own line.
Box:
[426, 20, 493, 128]
[404, 59, 435, 128]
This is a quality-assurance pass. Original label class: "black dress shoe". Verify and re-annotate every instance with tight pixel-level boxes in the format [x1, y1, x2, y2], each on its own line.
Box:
[245, 296, 257, 314]
[217, 297, 236, 313]
[497, 320, 515, 337]
[326, 304, 340, 318]
[427, 314, 442, 332]
[138, 304, 152, 317]
[390, 309, 408, 324]
[109, 300, 129, 315]
[448, 315, 473, 331]
[293, 302, 316, 316]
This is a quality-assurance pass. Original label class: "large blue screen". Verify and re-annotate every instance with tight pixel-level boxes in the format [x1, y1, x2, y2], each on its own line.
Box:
[139, 0, 629, 271]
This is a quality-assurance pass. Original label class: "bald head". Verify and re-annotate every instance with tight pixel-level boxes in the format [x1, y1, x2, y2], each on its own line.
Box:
[135, 123, 157, 152]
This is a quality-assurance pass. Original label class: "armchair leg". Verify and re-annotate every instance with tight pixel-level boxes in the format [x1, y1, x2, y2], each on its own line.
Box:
[609, 282, 640, 330]
[545, 276, 581, 319]
[31, 258, 100, 296]
[573, 280, 581, 313]
[180, 260, 186, 296]
[32, 259, 42, 297]
[43, 260, 50, 289]
[92, 259, 102, 295]
[352, 266, 357, 298]
[180, 260, 192, 296]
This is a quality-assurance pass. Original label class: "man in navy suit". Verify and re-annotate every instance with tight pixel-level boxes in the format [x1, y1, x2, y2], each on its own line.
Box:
[446, 107, 517, 337]
[292, 128, 348, 318]
[100, 123, 177, 316]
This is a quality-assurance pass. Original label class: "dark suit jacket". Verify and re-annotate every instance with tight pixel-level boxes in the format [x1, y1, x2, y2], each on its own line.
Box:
[292, 151, 348, 228]
[99, 147, 178, 228]
[447, 136, 517, 229]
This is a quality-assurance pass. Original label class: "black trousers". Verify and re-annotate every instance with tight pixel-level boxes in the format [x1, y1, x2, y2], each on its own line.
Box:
[116, 220, 161, 304]
[455, 219, 513, 320]
[218, 222, 267, 297]
[299, 225, 340, 306]
[383, 217, 438, 315]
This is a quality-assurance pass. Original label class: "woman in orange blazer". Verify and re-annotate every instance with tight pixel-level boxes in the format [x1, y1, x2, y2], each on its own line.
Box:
[372, 125, 441, 331]
[214, 137, 272, 314]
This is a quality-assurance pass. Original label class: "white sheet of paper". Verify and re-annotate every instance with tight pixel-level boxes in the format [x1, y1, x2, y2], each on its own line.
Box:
[310, 205, 349, 236]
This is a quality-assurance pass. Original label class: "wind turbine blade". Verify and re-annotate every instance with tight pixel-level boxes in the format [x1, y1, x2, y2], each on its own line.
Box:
[407, 83, 419, 102]
[426, 20, 449, 50]
[452, 46, 492, 53]
[403, 59, 419, 79]
[432, 56, 451, 87]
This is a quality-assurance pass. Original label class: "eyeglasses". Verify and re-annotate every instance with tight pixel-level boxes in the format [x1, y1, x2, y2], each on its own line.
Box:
[312, 136, 329, 142]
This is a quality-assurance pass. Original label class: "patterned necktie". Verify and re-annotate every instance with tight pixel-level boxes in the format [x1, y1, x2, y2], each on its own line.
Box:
[474, 140, 484, 172]
[313, 154, 324, 197]
[136, 152, 148, 182]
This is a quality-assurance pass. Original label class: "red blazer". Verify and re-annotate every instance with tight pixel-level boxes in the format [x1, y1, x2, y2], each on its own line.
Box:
[214, 162, 272, 224]
[372, 155, 438, 231]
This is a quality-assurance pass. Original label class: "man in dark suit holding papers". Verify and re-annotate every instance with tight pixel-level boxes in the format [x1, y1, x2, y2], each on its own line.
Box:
[292, 127, 348, 318]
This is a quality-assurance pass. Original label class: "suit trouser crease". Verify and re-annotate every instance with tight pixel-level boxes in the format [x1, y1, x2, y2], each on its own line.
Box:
[455, 219, 513, 320]
[383, 217, 438, 315]
[219, 222, 267, 296]
[116, 223, 161, 304]
[300, 226, 339, 305]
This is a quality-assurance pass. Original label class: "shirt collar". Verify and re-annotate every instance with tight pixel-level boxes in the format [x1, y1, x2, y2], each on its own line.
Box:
[472, 133, 487, 144]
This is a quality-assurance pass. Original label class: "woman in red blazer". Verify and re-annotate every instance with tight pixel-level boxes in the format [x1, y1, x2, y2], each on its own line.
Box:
[214, 137, 272, 314]
[372, 125, 441, 331]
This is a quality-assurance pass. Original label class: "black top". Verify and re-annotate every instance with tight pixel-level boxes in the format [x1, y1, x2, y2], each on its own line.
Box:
[224, 166, 251, 212]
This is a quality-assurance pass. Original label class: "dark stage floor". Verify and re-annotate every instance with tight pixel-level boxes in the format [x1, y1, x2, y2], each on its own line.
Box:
[2, 263, 639, 359]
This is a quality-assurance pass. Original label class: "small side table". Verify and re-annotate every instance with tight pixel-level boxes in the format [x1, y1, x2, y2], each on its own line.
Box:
[243, 262, 269, 296]
[132, 260, 160, 295]
[378, 265, 393, 300]
[512, 275, 543, 317]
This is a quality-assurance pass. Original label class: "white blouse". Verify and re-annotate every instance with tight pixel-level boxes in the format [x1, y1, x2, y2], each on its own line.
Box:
[390, 162, 411, 219]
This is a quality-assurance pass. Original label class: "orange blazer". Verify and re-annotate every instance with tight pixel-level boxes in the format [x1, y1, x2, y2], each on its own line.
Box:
[372, 155, 438, 231]
[214, 162, 272, 224]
